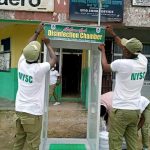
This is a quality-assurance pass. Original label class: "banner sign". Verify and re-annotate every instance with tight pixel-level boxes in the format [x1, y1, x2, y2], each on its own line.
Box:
[132, 0, 150, 6]
[44, 23, 105, 43]
[69, 0, 123, 22]
[0, 0, 54, 12]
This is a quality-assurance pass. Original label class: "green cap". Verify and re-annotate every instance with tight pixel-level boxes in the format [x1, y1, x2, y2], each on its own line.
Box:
[23, 41, 41, 62]
[121, 38, 143, 54]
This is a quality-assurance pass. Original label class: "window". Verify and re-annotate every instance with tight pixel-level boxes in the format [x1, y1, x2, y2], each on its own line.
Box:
[0, 38, 11, 71]
[143, 44, 150, 81]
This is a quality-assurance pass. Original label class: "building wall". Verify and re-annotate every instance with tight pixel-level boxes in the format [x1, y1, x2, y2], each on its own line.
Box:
[0, 0, 69, 23]
[123, 0, 150, 27]
[0, 24, 42, 100]
[1, 0, 149, 28]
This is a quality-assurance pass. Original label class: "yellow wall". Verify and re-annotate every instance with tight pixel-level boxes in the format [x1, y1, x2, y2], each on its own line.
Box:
[0, 23, 42, 100]
[0, 24, 42, 68]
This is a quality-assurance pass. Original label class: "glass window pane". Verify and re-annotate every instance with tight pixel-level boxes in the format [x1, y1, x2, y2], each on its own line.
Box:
[145, 57, 150, 80]
[143, 44, 150, 55]
[114, 44, 122, 54]
[1, 38, 10, 52]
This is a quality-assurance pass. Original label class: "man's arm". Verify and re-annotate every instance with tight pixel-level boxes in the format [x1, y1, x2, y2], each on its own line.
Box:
[98, 44, 111, 72]
[106, 25, 124, 49]
[28, 22, 44, 43]
[42, 37, 57, 68]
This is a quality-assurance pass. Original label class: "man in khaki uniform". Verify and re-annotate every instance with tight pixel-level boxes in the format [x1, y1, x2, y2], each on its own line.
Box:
[13, 23, 57, 150]
[140, 99, 150, 150]
[98, 25, 147, 150]
[100, 91, 150, 150]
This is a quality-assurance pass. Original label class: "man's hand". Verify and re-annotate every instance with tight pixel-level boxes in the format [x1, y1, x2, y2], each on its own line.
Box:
[35, 22, 44, 33]
[42, 36, 50, 45]
[106, 25, 117, 37]
[28, 22, 44, 43]
[106, 25, 113, 34]
[105, 25, 123, 48]
[98, 44, 105, 52]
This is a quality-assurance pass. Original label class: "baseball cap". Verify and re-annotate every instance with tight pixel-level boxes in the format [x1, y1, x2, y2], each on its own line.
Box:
[23, 41, 41, 62]
[121, 38, 143, 54]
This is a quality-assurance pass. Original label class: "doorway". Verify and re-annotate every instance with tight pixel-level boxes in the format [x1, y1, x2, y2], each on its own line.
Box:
[62, 50, 82, 98]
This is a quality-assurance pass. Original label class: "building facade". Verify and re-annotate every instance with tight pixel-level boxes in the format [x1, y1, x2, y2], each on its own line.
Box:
[0, 0, 149, 103]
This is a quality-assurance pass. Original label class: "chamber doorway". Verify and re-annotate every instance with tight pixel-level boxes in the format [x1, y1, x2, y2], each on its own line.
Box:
[62, 52, 82, 98]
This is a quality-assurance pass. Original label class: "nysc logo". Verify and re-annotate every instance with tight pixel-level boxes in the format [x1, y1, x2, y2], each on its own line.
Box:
[19, 72, 33, 83]
[131, 72, 146, 80]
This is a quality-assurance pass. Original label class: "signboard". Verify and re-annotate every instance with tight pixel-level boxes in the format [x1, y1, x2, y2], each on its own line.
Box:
[69, 0, 123, 22]
[132, 0, 150, 6]
[44, 23, 105, 43]
[0, 0, 54, 12]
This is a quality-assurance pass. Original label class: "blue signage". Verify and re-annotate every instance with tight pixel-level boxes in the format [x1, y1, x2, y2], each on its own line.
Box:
[69, 0, 123, 22]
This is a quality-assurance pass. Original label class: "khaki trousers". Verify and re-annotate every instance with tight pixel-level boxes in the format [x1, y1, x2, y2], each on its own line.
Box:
[49, 84, 57, 101]
[13, 112, 42, 150]
[109, 108, 140, 150]
[141, 103, 150, 149]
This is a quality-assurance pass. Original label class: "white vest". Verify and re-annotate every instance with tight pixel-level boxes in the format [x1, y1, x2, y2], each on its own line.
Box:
[15, 55, 50, 115]
[111, 53, 147, 110]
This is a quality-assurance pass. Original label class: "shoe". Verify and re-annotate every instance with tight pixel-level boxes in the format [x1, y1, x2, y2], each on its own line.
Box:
[53, 102, 60, 106]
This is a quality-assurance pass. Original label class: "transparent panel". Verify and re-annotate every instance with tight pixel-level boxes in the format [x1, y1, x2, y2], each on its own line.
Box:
[87, 47, 102, 150]
[40, 45, 49, 150]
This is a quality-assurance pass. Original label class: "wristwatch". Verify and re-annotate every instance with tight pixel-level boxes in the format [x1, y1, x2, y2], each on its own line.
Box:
[35, 30, 40, 35]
